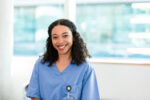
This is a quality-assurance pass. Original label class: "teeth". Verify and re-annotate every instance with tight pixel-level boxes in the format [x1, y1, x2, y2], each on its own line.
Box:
[58, 45, 66, 49]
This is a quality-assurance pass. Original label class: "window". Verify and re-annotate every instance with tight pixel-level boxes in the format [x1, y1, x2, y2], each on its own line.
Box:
[14, 1, 64, 56]
[14, 0, 150, 60]
[76, 2, 150, 59]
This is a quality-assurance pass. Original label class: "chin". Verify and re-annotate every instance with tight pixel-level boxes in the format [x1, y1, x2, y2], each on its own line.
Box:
[58, 51, 71, 55]
[58, 51, 66, 55]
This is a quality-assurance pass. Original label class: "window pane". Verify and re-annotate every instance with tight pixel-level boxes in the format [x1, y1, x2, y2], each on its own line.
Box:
[14, 5, 64, 56]
[76, 3, 150, 58]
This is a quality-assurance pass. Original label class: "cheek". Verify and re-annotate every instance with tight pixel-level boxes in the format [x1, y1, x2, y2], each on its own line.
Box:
[71, 39, 73, 44]
[69, 36, 73, 43]
[67, 39, 73, 45]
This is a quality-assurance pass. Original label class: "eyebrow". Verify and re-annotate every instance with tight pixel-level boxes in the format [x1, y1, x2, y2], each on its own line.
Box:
[62, 32, 69, 35]
[52, 32, 69, 36]
[52, 34, 57, 36]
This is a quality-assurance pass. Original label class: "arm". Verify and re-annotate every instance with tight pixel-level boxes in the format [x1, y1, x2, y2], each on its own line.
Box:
[31, 98, 41, 100]
[81, 67, 100, 100]
[26, 58, 42, 99]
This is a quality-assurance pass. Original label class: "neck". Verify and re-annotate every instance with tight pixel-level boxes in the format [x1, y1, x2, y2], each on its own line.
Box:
[57, 54, 72, 64]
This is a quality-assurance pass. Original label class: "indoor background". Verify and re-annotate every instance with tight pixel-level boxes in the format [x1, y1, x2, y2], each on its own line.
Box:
[0, 0, 150, 100]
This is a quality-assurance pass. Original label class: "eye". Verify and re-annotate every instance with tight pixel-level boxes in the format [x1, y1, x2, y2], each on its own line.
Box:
[52, 36, 58, 39]
[63, 35, 68, 38]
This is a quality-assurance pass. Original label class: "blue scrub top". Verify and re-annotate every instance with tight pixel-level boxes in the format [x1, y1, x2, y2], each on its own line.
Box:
[26, 57, 100, 100]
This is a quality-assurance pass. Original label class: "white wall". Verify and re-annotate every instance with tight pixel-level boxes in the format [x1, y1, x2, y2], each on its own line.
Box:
[0, 0, 13, 99]
[12, 56, 150, 100]
[11, 56, 37, 100]
[92, 63, 150, 100]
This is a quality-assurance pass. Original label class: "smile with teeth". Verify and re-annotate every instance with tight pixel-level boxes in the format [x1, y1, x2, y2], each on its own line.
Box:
[57, 44, 67, 50]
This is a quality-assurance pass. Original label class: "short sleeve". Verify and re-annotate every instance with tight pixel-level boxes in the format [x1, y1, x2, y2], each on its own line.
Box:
[26, 59, 41, 99]
[81, 65, 100, 100]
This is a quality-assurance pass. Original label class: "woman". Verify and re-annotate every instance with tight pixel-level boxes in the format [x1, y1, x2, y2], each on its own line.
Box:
[26, 19, 100, 100]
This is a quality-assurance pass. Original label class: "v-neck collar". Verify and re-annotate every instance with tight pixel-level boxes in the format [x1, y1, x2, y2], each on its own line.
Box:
[53, 63, 71, 75]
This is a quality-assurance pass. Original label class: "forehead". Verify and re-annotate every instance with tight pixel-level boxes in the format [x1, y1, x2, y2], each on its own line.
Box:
[51, 25, 71, 35]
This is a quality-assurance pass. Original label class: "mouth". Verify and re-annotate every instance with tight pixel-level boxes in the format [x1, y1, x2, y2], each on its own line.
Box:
[57, 44, 67, 50]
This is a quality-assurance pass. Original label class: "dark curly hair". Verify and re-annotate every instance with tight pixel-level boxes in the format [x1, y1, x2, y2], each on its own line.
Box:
[42, 19, 91, 66]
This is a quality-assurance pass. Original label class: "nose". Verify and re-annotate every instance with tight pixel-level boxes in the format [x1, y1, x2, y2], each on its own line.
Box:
[58, 37, 64, 44]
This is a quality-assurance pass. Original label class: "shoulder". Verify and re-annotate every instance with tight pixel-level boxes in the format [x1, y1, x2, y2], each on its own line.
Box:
[35, 56, 44, 64]
[81, 61, 94, 69]
[81, 62, 96, 84]
[33, 56, 45, 69]
[78, 61, 95, 73]
[32, 56, 51, 73]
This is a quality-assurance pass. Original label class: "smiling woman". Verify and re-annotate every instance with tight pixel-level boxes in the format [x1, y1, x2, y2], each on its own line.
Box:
[26, 19, 100, 100]
[51, 25, 73, 57]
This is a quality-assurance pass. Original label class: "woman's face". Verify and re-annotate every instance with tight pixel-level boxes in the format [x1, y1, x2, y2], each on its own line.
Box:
[51, 25, 73, 56]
